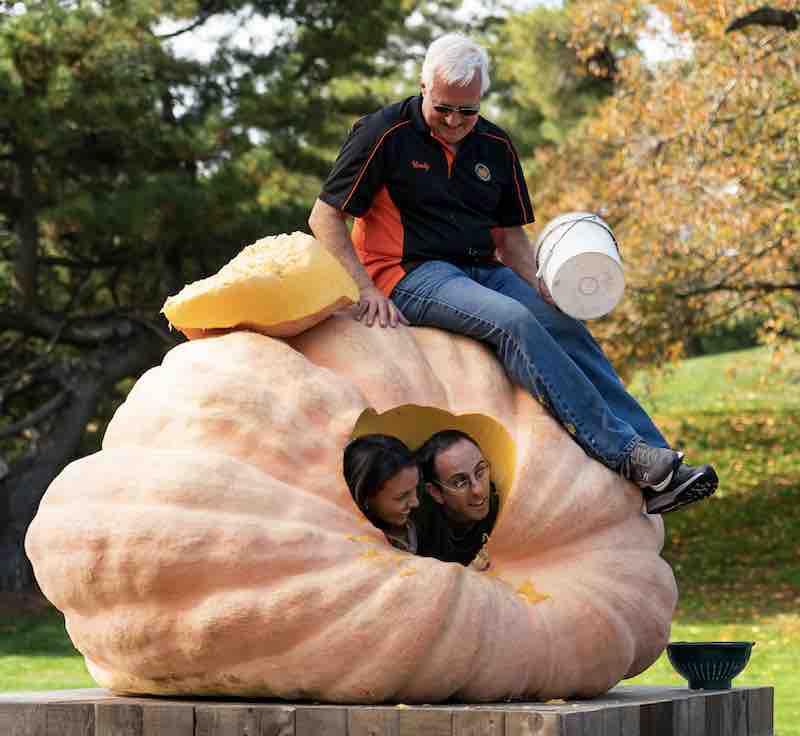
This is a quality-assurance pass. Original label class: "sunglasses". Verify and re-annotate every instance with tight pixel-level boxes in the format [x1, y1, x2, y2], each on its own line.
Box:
[432, 103, 480, 117]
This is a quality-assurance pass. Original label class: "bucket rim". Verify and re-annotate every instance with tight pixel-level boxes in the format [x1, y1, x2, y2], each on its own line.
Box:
[535, 213, 622, 279]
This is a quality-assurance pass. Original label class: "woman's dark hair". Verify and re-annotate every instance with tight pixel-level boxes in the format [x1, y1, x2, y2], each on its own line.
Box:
[416, 429, 481, 483]
[343, 434, 418, 522]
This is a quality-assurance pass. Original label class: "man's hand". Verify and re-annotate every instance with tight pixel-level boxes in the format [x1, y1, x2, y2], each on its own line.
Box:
[354, 284, 409, 328]
[308, 199, 408, 328]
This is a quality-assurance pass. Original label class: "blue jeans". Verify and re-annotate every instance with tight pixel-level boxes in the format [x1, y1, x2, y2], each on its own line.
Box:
[391, 261, 667, 471]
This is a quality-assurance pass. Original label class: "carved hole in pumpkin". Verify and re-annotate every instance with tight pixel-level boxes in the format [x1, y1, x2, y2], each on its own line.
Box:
[351, 404, 516, 507]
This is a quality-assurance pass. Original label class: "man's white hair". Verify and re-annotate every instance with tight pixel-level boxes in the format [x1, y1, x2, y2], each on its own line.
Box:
[421, 33, 491, 96]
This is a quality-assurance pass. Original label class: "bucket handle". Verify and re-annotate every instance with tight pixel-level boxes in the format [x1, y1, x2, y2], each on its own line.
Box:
[535, 215, 622, 280]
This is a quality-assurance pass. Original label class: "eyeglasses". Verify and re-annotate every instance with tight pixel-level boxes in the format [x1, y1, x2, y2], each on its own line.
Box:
[432, 460, 490, 493]
[432, 103, 480, 117]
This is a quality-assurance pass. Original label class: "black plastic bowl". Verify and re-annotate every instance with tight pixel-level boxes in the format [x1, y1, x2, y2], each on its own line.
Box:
[667, 641, 755, 690]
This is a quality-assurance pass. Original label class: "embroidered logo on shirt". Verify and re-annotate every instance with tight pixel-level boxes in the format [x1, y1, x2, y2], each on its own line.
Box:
[411, 160, 431, 171]
[475, 162, 491, 181]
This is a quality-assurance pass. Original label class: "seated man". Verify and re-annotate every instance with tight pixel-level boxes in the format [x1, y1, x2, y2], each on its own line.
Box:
[414, 430, 499, 568]
[310, 31, 717, 514]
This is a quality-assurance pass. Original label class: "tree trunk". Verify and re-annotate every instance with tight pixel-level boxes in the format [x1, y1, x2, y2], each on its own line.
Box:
[12, 144, 39, 310]
[0, 328, 168, 593]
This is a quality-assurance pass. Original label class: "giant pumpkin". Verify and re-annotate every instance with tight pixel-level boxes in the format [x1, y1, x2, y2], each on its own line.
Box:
[26, 234, 677, 703]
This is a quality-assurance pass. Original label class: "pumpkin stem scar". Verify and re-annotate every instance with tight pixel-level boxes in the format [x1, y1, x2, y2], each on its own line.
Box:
[516, 580, 551, 605]
[347, 534, 375, 543]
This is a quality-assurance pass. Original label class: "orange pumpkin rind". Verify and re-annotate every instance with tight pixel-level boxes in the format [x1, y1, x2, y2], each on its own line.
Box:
[27, 235, 677, 703]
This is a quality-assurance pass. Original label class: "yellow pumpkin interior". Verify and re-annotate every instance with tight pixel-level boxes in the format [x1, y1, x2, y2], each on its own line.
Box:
[351, 405, 516, 504]
[162, 231, 359, 330]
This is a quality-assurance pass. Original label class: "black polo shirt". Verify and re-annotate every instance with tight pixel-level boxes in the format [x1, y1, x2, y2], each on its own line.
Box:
[319, 96, 535, 297]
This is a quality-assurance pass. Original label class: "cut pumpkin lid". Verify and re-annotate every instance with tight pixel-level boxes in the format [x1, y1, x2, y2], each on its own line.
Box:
[161, 231, 359, 336]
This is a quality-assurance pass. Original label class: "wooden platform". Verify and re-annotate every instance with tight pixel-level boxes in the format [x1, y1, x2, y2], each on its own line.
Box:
[0, 685, 773, 735]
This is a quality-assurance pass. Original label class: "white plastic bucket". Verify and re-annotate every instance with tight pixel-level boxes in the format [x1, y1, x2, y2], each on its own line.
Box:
[534, 212, 624, 320]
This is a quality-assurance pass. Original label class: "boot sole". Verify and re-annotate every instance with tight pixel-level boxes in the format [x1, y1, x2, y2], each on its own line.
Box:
[645, 465, 718, 515]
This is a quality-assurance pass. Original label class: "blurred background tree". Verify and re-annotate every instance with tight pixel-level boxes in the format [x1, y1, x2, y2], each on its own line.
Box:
[1, 0, 797, 592]
[530, 0, 799, 367]
[488, 0, 629, 155]
[0, 0, 493, 591]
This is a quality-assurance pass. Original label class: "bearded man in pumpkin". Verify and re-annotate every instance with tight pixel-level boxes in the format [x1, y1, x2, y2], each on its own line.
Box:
[309, 33, 717, 515]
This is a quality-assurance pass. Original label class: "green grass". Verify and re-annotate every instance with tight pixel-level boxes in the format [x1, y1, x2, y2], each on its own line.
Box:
[625, 344, 800, 735]
[1, 345, 798, 732]
[0, 609, 94, 691]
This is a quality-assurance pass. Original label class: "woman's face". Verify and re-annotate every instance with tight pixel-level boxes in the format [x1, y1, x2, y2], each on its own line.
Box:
[369, 466, 421, 530]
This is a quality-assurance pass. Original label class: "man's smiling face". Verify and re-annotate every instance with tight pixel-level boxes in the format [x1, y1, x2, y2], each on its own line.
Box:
[421, 71, 482, 146]
[427, 438, 491, 524]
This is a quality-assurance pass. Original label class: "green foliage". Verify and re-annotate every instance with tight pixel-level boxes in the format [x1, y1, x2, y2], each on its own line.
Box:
[687, 316, 763, 356]
[0, 608, 95, 691]
[623, 345, 800, 735]
[489, 3, 621, 155]
[1, 0, 490, 475]
[528, 0, 800, 370]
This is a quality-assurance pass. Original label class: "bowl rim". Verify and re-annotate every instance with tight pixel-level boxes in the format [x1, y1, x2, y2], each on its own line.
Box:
[668, 641, 755, 649]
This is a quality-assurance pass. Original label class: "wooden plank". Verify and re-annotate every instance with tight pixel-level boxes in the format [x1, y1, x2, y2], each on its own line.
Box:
[95, 703, 143, 735]
[616, 705, 640, 736]
[723, 690, 748, 736]
[563, 709, 606, 736]
[141, 704, 195, 736]
[747, 688, 774, 736]
[0, 690, 111, 704]
[504, 710, 559, 735]
[452, 709, 504, 736]
[195, 706, 255, 736]
[0, 685, 777, 736]
[295, 706, 347, 736]
[397, 708, 452, 736]
[348, 707, 399, 736]
[687, 694, 706, 736]
[95, 701, 195, 736]
[639, 700, 672, 736]
[703, 693, 728, 736]
[0, 703, 47, 736]
[670, 698, 688, 736]
[196, 705, 295, 736]
[602, 705, 639, 736]
[45, 703, 94, 736]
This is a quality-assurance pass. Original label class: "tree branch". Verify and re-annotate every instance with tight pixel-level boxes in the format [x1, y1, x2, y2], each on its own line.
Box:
[3, 327, 169, 528]
[677, 281, 800, 298]
[726, 6, 799, 33]
[156, 14, 213, 40]
[0, 392, 68, 439]
[40, 255, 135, 269]
[0, 311, 138, 345]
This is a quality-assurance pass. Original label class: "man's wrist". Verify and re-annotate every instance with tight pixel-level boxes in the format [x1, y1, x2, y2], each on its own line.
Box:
[358, 281, 378, 295]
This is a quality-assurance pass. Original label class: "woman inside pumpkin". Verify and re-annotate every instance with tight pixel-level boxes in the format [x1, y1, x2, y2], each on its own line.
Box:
[343, 430, 498, 568]
[343, 434, 422, 554]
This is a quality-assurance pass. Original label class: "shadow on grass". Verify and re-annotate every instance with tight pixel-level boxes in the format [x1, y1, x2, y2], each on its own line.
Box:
[663, 481, 800, 623]
[665, 407, 800, 455]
